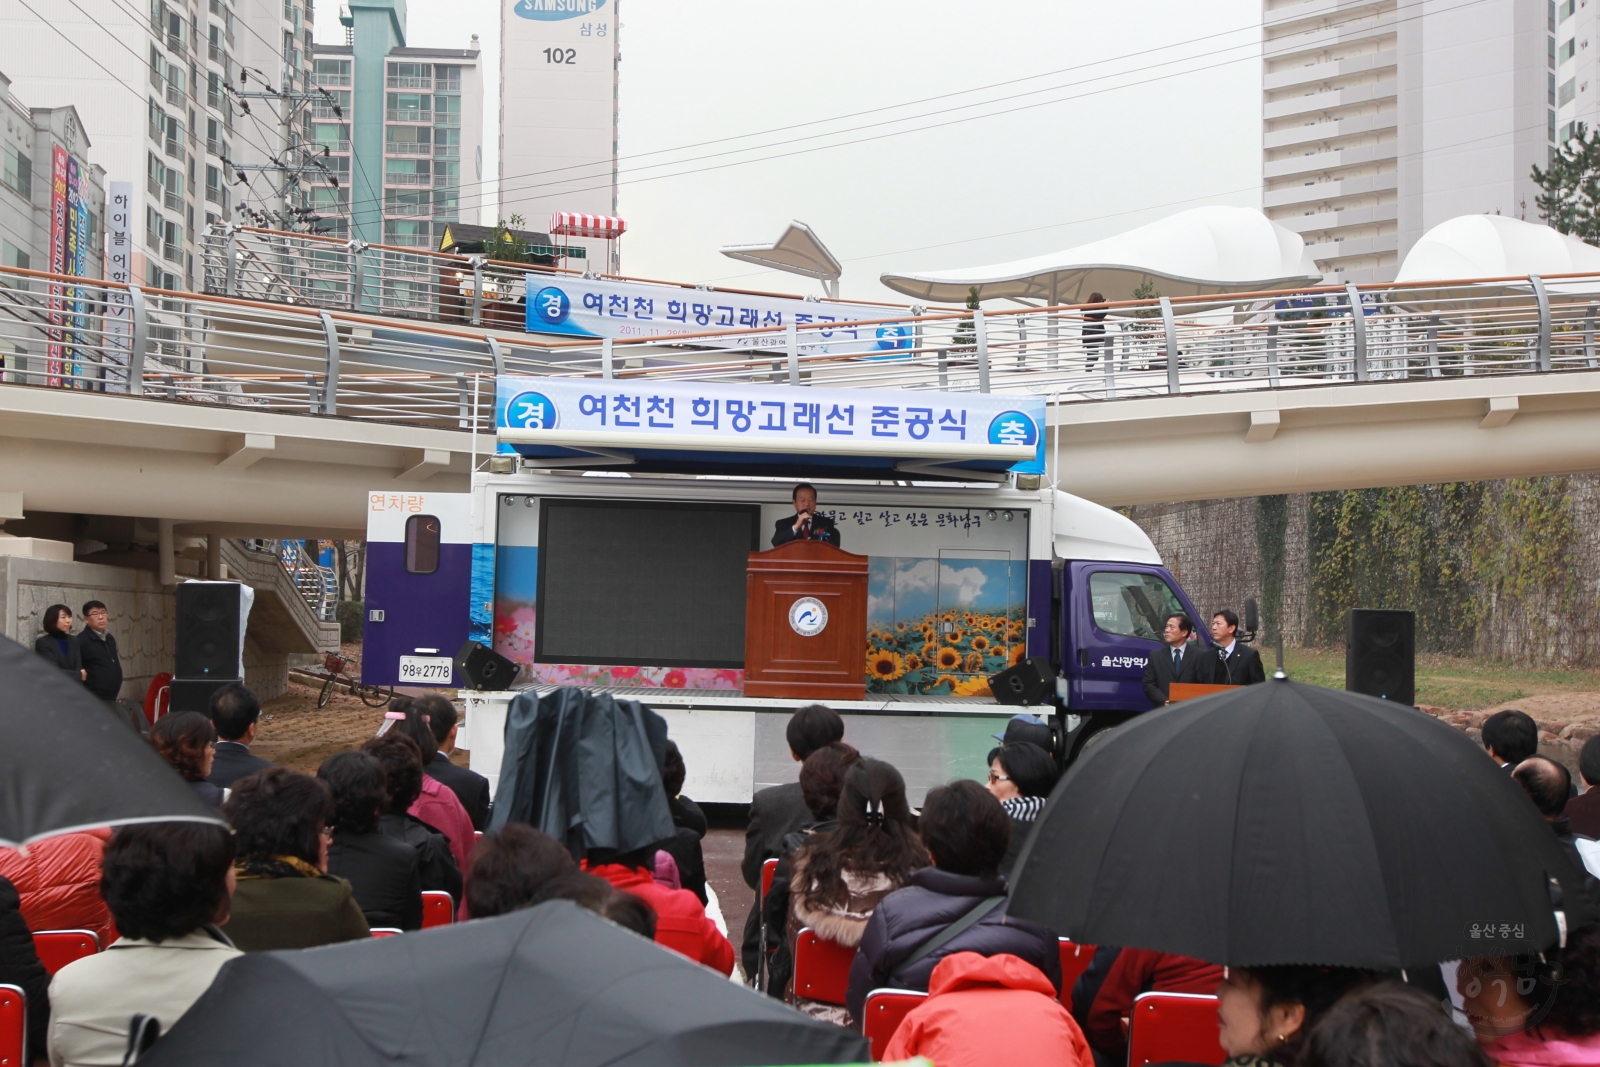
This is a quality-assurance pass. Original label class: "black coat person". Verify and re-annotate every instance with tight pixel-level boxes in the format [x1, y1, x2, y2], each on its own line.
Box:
[78, 627, 122, 702]
[1196, 642, 1266, 686]
[1142, 640, 1203, 707]
[32, 604, 82, 683]
[770, 482, 840, 548]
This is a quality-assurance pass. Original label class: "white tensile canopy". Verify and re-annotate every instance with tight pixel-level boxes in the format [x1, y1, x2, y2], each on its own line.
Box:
[1395, 214, 1600, 293]
[878, 206, 1323, 305]
[720, 221, 844, 297]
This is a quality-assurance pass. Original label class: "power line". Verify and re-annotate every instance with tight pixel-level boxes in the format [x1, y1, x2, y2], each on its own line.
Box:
[332, 0, 1499, 217]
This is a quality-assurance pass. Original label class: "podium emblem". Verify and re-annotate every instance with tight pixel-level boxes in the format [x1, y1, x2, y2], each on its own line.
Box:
[788, 597, 828, 637]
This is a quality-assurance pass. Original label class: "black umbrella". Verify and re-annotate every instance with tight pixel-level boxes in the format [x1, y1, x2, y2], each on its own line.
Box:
[1010, 678, 1592, 970]
[138, 901, 869, 1066]
[0, 636, 222, 846]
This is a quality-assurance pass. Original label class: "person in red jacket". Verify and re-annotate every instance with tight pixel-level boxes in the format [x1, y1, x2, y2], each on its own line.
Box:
[585, 849, 735, 976]
[884, 952, 1094, 1067]
[1072, 946, 1224, 1064]
[0, 830, 116, 946]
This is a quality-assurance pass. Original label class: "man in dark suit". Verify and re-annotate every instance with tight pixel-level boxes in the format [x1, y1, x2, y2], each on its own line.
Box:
[416, 693, 492, 831]
[770, 483, 840, 548]
[740, 703, 844, 989]
[77, 600, 123, 704]
[1197, 609, 1266, 686]
[1142, 613, 1202, 707]
[206, 682, 273, 788]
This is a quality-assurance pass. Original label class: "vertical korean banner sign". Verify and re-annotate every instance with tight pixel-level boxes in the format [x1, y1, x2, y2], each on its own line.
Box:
[104, 181, 133, 392]
[47, 146, 67, 387]
[65, 157, 84, 387]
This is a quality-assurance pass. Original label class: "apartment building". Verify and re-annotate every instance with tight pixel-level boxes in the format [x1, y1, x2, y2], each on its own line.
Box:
[0, 72, 107, 277]
[0, 0, 313, 290]
[307, 0, 483, 248]
[1263, 0, 1548, 284]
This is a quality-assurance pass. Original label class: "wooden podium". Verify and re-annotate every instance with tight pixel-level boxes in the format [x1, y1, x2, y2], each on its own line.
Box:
[744, 540, 869, 701]
[1168, 682, 1240, 702]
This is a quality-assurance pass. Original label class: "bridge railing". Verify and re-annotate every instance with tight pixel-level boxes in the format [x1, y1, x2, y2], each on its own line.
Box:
[0, 262, 1595, 436]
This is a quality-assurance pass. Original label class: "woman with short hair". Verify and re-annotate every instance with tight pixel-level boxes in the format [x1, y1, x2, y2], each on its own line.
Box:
[220, 767, 369, 951]
[47, 823, 239, 1067]
[33, 604, 83, 683]
[984, 741, 1059, 875]
[319, 751, 423, 930]
[150, 712, 224, 808]
[1216, 964, 1373, 1065]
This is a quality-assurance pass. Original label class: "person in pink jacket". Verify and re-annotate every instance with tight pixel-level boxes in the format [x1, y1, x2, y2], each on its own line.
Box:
[883, 952, 1093, 1067]
[1461, 926, 1600, 1067]
[391, 700, 477, 875]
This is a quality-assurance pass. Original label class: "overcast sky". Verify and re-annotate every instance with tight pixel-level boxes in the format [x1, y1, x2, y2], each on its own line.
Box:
[330, 0, 1263, 305]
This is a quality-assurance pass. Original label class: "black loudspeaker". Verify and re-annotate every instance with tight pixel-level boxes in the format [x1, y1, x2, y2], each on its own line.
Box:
[988, 656, 1057, 707]
[455, 640, 520, 691]
[1345, 609, 1415, 705]
[169, 678, 235, 714]
[175, 582, 243, 679]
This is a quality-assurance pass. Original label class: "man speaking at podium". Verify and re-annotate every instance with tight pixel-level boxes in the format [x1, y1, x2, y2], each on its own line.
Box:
[771, 483, 841, 548]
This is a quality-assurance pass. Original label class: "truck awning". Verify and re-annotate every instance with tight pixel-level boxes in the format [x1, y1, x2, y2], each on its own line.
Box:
[495, 376, 1045, 482]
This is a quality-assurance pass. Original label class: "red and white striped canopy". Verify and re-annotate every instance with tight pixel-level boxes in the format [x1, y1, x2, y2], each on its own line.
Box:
[549, 212, 627, 239]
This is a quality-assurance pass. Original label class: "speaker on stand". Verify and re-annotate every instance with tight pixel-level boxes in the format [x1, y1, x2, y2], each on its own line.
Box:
[171, 582, 246, 714]
[1345, 609, 1415, 705]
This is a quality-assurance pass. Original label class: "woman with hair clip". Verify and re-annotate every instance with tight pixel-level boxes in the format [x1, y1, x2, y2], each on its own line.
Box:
[782, 757, 930, 1024]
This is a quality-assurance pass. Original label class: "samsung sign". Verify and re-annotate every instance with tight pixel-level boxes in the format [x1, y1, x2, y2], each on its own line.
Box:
[512, 0, 605, 19]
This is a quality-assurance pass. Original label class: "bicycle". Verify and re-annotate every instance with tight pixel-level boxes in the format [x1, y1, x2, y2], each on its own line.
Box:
[317, 652, 393, 709]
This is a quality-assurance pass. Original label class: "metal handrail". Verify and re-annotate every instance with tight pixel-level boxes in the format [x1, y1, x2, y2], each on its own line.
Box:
[0, 259, 1596, 439]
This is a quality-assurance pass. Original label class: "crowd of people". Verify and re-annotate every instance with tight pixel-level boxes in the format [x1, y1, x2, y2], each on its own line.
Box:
[5, 669, 1600, 1067]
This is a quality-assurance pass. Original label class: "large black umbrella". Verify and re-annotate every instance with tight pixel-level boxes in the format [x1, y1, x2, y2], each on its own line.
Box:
[1010, 678, 1592, 969]
[0, 635, 222, 845]
[139, 901, 869, 1066]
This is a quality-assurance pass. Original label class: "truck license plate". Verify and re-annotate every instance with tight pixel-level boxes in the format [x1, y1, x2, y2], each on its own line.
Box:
[398, 656, 453, 683]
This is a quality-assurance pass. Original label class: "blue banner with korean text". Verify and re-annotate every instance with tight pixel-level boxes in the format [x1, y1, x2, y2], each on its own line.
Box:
[523, 274, 915, 357]
[496, 376, 1045, 474]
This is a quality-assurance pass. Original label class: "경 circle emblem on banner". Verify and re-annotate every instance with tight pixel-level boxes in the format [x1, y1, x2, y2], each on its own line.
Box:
[505, 391, 557, 431]
[530, 286, 571, 326]
[986, 411, 1039, 448]
[789, 597, 828, 637]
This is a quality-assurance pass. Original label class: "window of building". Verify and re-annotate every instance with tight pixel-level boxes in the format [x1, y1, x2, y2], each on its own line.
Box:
[1551, 72, 1559, 105]
[2, 241, 29, 270]
[432, 190, 457, 220]
[1561, 77, 1577, 104]
[432, 126, 458, 158]
[2, 144, 31, 199]
[1561, 0, 1575, 21]
[384, 189, 430, 216]
[386, 125, 431, 153]
[385, 157, 429, 184]
[387, 62, 430, 88]
[1551, 109, 1559, 141]
[382, 218, 429, 247]
[1551, 36, 1559, 68]
[386, 92, 430, 122]
[1562, 120, 1577, 142]
[433, 158, 459, 187]
[433, 94, 459, 124]
[313, 57, 350, 85]
[313, 122, 349, 150]
[1561, 37, 1577, 62]
[434, 64, 460, 91]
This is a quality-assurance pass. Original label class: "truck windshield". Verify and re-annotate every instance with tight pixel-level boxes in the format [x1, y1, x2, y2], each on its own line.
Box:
[1089, 571, 1186, 641]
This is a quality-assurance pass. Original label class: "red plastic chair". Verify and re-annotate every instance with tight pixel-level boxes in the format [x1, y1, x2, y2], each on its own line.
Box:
[142, 673, 172, 727]
[792, 927, 856, 1006]
[761, 857, 778, 898]
[32, 930, 100, 975]
[1059, 938, 1095, 1003]
[420, 891, 455, 928]
[862, 988, 927, 1061]
[1127, 992, 1226, 1066]
[0, 984, 24, 1067]
[370, 928, 402, 939]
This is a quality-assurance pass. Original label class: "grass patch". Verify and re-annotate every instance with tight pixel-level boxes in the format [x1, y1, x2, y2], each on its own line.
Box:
[1276, 647, 1600, 711]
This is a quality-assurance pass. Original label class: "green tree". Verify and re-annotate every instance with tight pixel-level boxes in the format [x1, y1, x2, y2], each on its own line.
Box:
[951, 285, 980, 353]
[1532, 123, 1600, 243]
[484, 213, 533, 263]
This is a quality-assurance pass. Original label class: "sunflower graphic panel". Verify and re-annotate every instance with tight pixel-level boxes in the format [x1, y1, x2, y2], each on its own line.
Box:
[866, 556, 1026, 696]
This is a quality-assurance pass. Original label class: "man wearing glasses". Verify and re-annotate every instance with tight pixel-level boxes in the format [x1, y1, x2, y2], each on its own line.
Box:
[78, 600, 124, 705]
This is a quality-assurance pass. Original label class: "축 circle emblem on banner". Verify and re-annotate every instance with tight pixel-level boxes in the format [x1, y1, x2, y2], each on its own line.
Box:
[986, 410, 1039, 448]
[788, 597, 828, 637]
[505, 391, 557, 431]
[530, 286, 571, 326]
[874, 324, 912, 351]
